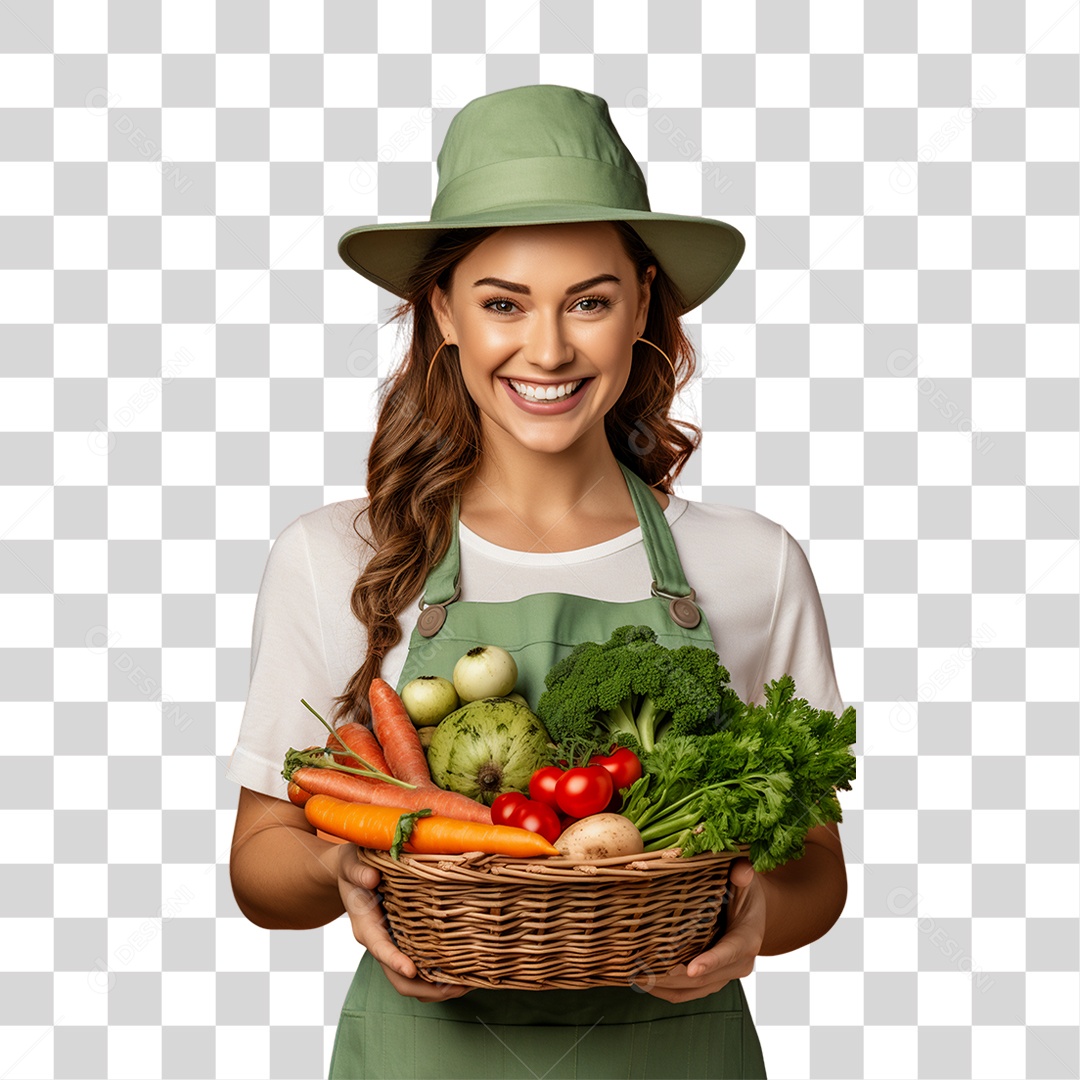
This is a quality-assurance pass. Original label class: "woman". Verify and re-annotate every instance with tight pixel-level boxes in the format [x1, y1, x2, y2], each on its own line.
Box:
[227, 85, 848, 1079]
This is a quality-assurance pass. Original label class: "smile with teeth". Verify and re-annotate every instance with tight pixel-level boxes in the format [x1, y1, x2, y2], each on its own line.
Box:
[507, 378, 586, 401]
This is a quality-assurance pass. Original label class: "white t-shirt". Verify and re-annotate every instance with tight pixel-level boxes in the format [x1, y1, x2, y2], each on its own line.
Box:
[225, 493, 846, 801]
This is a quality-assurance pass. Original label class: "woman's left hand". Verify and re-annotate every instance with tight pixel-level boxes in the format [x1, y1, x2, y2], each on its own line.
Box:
[636, 858, 766, 1004]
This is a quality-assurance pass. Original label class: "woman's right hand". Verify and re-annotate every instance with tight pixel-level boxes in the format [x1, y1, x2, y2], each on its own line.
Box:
[330, 841, 471, 1002]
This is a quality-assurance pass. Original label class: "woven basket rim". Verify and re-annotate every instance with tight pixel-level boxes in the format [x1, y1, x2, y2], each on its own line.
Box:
[359, 843, 750, 882]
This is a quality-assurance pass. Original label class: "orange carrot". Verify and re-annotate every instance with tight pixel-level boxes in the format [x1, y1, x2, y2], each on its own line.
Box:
[369, 678, 432, 785]
[300, 699, 408, 786]
[327, 721, 393, 777]
[298, 700, 411, 787]
[287, 781, 311, 807]
[304, 793, 558, 857]
[290, 766, 379, 803]
[285, 745, 324, 806]
[289, 763, 491, 824]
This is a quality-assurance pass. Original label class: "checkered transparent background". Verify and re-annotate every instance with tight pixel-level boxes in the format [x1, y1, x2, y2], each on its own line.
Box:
[1, 1, 1078, 1078]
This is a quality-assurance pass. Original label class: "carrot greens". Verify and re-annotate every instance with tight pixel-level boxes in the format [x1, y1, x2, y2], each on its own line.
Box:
[390, 808, 432, 861]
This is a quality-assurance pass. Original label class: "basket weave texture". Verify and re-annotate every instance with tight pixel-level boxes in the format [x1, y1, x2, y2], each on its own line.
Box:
[359, 845, 749, 991]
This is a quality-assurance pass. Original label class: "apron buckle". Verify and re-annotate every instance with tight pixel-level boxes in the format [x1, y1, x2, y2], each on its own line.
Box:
[416, 583, 461, 637]
[650, 581, 702, 629]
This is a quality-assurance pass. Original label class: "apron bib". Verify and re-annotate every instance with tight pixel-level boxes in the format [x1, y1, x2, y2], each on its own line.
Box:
[327, 462, 768, 1080]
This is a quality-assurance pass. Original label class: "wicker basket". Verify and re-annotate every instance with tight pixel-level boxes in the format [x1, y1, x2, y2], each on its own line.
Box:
[358, 844, 749, 990]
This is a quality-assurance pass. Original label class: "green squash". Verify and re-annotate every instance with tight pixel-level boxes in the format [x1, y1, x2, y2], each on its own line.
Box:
[427, 697, 552, 806]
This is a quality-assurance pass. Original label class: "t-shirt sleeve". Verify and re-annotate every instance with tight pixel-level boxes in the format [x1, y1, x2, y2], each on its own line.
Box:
[749, 526, 846, 717]
[224, 514, 343, 801]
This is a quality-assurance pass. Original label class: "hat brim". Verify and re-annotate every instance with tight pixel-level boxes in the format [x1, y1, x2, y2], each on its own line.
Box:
[337, 206, 745, 315]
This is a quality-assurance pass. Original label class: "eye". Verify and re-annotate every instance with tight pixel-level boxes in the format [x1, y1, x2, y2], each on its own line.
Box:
[574, 295, 612, 313]
[481, 297, 519, 315]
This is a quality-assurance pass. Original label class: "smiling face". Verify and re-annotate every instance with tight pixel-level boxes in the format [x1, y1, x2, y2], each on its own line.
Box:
[430, 222, 655, 461]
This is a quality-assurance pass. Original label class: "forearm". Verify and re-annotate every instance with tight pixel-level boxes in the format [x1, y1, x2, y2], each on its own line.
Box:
[755, 824, 847, 955]
[231, 824, 346, 930]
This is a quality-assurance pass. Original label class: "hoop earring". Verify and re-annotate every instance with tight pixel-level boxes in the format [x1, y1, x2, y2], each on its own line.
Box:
[635, 336, 678, 383]
[424, 336, 452, 403]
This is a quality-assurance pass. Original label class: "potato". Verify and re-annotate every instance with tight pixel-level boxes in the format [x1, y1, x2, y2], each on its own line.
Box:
[554, 813, 645, 860]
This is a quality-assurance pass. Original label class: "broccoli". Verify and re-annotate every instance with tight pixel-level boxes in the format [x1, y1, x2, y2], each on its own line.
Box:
[536, 624, 739, 755]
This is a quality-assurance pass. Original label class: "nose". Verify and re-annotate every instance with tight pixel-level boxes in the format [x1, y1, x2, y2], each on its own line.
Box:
[523, 309, 574, 371]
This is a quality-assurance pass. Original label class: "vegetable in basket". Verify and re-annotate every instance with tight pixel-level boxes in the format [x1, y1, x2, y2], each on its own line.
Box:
[282, 695, 493, 824]
[399, 675, 460, 727]
[536, 624, 740, 755]
[426, 696, 553, 806]
[282, 749, 492, 823]
[304, 794, 559, 858]
[618, 675, 857, 871]
[452, 644, 518, 701]
[533, 625, 856, 872]
[554, 813, 644, 859]
[369, 677, 438, 785]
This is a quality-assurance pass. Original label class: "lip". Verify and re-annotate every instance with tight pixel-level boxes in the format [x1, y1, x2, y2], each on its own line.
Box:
[499, 376, 592, 414]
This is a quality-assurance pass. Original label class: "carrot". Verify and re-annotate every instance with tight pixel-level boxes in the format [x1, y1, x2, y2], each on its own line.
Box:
[289, 760, 491, 823]
[298, 699, 411, 788]
[290, 765, 380, 803]
[287, 781, 311, 807]
[368, 678, 433, 785]
[327, 721, 393, 777]
[285, 746, 323, 806]
[304, 793, 559, 857]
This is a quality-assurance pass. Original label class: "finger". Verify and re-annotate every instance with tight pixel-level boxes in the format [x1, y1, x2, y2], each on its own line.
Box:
[358, 920, 418, 979]
[645, 980, 729, 1004]
[634, 962, 688, 989]
[728, 858, 755, 888]
[652, 960, 725, 986]
[357, 864, 382, 892]
[636, 965, 732, 1003]
[686, 936, 744, 980]
[637, 961, 722, 991]
[378, 961, 471, 1001]
[338, 872, 384, 922]
[336, 845, 380, 893]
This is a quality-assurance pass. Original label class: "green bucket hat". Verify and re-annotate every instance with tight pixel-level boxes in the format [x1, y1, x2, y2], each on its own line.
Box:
[337, 84, 745, 315]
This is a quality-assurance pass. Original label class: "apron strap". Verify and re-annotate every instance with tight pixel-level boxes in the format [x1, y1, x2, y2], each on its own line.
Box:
[418, 463, 701, 630]
[420, 498, 463, 606]
[617, 461, 691, 597]
[618, 461, 702, 630]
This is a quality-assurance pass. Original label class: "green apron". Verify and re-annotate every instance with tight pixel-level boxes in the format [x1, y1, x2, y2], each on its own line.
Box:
[327, 462, 768, 1080]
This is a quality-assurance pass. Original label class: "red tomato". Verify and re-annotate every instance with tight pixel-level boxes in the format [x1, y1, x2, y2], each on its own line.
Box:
[589, 747, 643, 790]
[528, 765, 564, 807]
[554, 765, 614, 818]
[512, 801, 562, 845]
[558, 815, 580, 833]
[604, 789, 623, 814]
[491, 791, 530, 826]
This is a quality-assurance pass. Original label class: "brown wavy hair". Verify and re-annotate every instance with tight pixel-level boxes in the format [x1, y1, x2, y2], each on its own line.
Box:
[330, 221, 701, 726]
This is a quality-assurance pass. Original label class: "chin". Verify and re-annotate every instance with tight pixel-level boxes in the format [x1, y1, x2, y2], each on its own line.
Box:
[484, 416, 589, 455]
[506, 430, 584, 455]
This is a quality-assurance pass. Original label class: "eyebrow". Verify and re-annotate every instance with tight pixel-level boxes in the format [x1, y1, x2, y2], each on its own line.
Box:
[471, 274, 622, 296]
